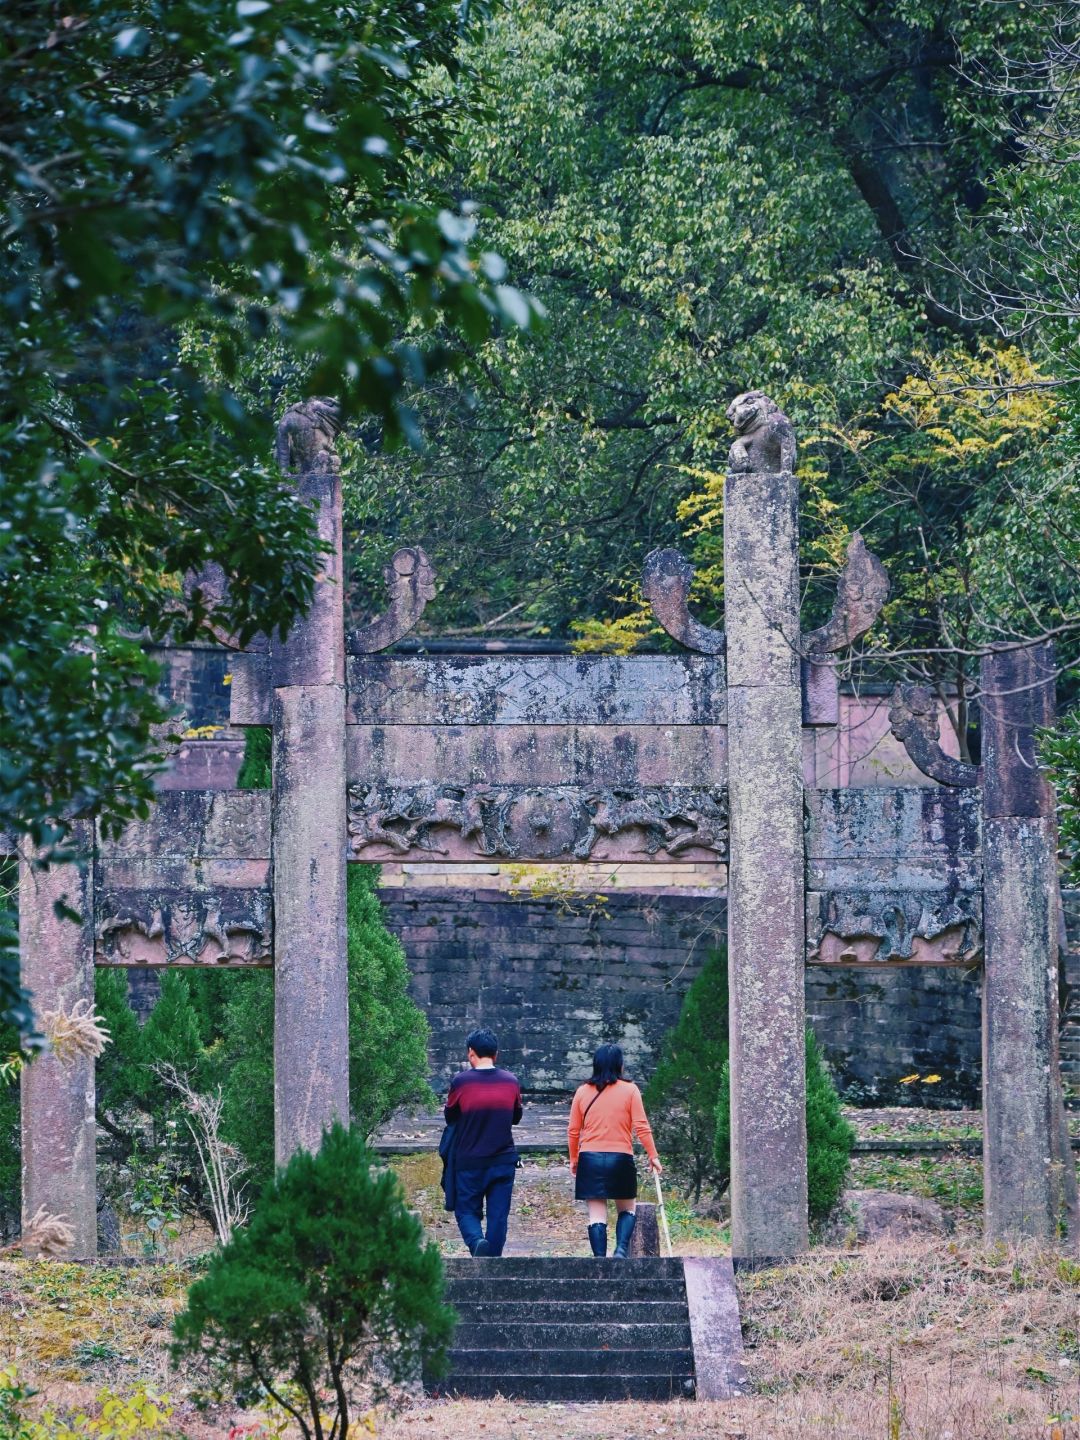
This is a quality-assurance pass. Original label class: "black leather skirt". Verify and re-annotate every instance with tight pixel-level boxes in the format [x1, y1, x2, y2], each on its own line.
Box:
[575, 1150, 638, 1201]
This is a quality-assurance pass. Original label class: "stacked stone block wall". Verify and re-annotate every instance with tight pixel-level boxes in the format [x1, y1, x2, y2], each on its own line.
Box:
[381, 884, 1080, 1106]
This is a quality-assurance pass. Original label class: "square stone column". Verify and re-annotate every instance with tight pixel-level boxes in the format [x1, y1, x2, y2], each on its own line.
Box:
[272, 466, 350, 1163]
[724, 468, 808, 1260]
[981, 645, 1058, 1239]
[19, 822, 97, 1257]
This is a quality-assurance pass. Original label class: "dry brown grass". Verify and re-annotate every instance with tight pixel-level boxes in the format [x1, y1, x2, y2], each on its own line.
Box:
[381, 1239, 1080, 1440]
[4, 1237, 1078, 1438]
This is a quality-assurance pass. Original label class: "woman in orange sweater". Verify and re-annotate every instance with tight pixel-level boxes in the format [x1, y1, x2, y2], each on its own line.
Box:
[568, 1043, 662, 1258]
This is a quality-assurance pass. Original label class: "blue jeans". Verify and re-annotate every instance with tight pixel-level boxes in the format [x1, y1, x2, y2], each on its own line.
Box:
[454, 1159, 517, 1256]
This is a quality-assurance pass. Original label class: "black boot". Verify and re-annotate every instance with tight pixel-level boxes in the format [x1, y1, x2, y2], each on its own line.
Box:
[613, 1210, 636, 1259]
[588, 1222, 608, 1257]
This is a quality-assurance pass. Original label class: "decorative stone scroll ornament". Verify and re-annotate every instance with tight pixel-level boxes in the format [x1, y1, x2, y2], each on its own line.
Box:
[641, 548, 725, 654]
[807, 889, 982, 965]
[888, 683, 980, 788]
[274, 397, 343, 476]
[96, 897, 271, 966]
[800, 533, 890, 657]
[348, 547, 437, 655]
[725, 390, 797, 473]
[347, 782, 729, 861]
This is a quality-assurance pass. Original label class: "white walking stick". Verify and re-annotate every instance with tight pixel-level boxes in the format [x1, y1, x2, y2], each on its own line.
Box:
[652, 1168, 674, 1258]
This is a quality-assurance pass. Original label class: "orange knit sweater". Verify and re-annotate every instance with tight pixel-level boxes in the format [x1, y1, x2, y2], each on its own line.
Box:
[567, 1080, 659, 1169]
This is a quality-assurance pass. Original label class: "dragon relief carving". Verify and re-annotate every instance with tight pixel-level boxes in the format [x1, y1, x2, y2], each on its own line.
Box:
[808, 890, 982, 966]
[347, 783, 729, 860]
[96, 898, 271, 966]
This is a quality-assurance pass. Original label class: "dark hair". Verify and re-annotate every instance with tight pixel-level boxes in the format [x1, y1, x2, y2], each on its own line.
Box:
[467, 1027, 499, 1059]
[589, 1043, 624, 1093]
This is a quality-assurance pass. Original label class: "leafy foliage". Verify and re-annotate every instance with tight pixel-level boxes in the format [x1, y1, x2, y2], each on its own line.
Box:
[339, 0, 1050, 638]
[172, 1122, 453, 1440]
[642, 948, 728, 1203]
[716, 1029, 855, 1224]
[0, 0, 537, 1033]
[220, 865, 434, 1194]
[1041, 708, 1080, 886]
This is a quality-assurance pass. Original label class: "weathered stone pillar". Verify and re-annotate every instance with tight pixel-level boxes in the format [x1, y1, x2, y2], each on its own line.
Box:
[272, 406, 349, 1163]
[981, 643, 1058, 1240]
[19, 822, 97, 1257]
[724, 411, 808, 1259]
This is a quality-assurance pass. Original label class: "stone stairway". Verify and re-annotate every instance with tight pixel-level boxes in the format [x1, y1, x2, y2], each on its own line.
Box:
[430, 1256, 697, 1401]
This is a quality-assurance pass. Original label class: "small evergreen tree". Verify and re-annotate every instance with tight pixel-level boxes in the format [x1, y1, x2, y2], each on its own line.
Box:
[172, 1122, 453, 1440]
[715, 1028, 855, 1224]
[222, 866, 435, 1193]
[347, 865, 433, 1140]
[642, 948, 729, 1202]
[219, 970, 276, 1187]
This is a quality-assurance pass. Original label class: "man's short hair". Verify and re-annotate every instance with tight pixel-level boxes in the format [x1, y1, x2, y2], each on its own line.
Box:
[467, 1027, 499, 1059]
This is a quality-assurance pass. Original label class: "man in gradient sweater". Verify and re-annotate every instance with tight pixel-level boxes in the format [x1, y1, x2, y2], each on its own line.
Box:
[445, 1027, 523, 1257]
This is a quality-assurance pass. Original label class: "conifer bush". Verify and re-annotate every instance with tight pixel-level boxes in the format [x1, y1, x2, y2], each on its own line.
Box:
[642, 947, 729, 1202]
[715, 1028, 855, 1224]
[172, 1122, 453, 1440]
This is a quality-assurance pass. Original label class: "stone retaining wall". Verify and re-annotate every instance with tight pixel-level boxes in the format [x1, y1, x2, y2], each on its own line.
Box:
[383, 885, 1080, 1106]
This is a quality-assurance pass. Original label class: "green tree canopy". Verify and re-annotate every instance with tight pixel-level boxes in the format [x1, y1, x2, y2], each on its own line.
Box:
[1, 0, 538, 1031]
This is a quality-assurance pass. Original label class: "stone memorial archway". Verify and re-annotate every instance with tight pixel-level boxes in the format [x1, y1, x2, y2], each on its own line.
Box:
[17, 394, 1063, 1261]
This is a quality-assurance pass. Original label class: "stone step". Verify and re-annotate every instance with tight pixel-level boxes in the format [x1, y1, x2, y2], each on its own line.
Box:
[432, 1373, 696, 1402]
[452, 1321, 693, 1350]
[445, 1347, 694, 1377]
[451, 1299, 689, 1324]
[446, 1277, 687, 1303]
[443, 1256, 683, 1279]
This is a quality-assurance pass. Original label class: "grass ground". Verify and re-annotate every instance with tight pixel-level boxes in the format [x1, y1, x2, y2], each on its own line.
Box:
[2, 1113, 1078, 1438]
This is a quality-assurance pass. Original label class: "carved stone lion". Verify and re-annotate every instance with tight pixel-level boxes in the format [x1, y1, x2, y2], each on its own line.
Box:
[725, 390, 796, 474]
[275, 397, 343, 477]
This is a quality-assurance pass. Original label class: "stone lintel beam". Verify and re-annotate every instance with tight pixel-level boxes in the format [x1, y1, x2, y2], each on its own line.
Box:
[641, 548, 725, 655]
[888, 684, 980, 788]
[20, 822, 97, 1258]
[347, 546, 436, 655]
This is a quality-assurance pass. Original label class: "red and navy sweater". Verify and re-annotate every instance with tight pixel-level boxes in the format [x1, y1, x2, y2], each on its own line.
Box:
[444, 1066, 522, 1168]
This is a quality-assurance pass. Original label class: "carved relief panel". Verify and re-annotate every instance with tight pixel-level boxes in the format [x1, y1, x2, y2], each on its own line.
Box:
[347, 782, 729, 863]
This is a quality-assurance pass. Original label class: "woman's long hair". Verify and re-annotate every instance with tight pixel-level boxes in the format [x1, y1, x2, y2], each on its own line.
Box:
[589, 1043, 624, 1093]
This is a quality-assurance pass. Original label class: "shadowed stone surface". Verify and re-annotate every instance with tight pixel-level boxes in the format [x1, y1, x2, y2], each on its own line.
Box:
[20, 824, 97, 1258]
[683, 1257, 749, 1398]
[847, 1189, 950, 1242]
[347, 654, 726, 727]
